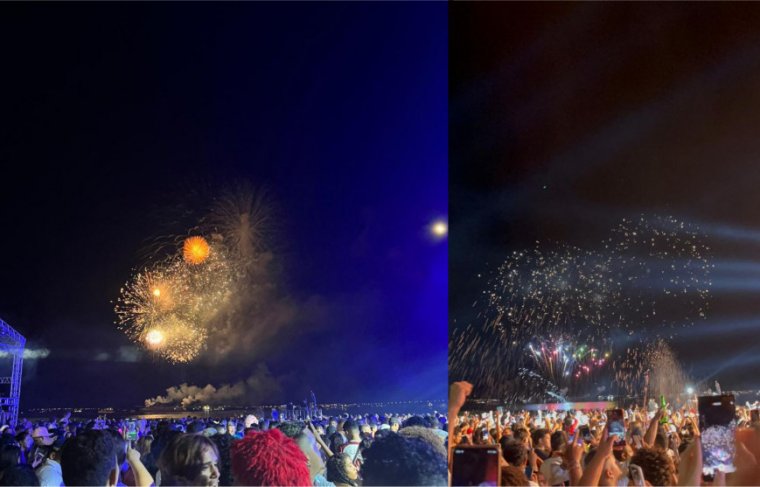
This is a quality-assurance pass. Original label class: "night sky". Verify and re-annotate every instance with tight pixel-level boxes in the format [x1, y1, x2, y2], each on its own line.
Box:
[0, 3, 447, 408]
[451, 4, 760, 394]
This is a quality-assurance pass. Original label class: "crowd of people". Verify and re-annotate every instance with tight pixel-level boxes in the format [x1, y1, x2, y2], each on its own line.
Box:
[0, 411, 448, 486]
[449, 382, 760, 486]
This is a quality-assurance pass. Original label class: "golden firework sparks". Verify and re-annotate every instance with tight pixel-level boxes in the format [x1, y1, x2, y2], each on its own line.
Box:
[115, 242, 235, 363]
[145, 329, 165, 347]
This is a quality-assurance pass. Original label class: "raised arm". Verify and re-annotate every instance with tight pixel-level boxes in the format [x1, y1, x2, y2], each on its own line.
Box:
[448, 382, 473, 460]
[578, 428, 614, 487]
[564, 433, 585, 486]
[126, 446, 155, 487]
[308, 422, 333, 458]
[643, 408, 664, 448]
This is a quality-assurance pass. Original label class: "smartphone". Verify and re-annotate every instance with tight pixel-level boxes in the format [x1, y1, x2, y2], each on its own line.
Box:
[34, 449, 46, 465]
[451, 445, 501, 487]
[698, 394, 736, 480]
[579, 425, 591, 443]
[751, 409, 759, 423]
[607, 409, 626, 448]
[607, 409, 625, 445]
[126, 421, 138, 441]
[629, 464, 645, 487]
[481, 428, 489, 440]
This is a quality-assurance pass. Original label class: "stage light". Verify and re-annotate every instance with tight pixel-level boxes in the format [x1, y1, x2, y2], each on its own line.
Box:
[686, 386, 694, 394]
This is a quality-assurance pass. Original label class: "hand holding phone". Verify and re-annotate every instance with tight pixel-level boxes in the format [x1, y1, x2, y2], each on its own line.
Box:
[698, 394, 736, 481]
[579, 425, 591, 443]
[607, 409, 626, 446]
[126, 421, 138, 441]
[629, 464, 645, 487]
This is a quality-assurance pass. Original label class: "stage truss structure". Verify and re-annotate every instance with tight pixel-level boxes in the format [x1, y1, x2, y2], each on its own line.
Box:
[0, 318, 24, 428]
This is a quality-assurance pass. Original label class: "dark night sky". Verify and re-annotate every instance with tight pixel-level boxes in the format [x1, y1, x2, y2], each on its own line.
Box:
[451, 4, 760, 393]
[0, 3, 447, 408]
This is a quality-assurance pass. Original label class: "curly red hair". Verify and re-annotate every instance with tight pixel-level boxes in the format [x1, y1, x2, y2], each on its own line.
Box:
[230, 428, 311, 486]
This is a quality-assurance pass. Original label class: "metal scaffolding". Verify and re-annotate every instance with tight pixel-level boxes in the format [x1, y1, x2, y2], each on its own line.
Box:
[0, 318, 24, 428]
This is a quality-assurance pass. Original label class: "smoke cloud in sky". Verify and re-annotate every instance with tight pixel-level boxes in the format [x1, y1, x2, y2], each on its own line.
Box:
[144, 363, 285, 407]
[1, 348, 51, 360]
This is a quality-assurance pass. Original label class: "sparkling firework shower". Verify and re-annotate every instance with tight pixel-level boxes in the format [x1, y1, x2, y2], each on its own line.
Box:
[114, 186, 273, 363]
[527, 338, 612, 390]
[115, 239, 236, 363]
[613, 339, 691, 401]
[449, 215, 711, 403]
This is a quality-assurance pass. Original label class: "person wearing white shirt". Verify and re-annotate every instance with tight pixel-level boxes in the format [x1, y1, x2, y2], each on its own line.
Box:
[36, 450, 64, 487]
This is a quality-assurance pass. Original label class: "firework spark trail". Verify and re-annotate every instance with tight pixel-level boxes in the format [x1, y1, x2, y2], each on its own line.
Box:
[203, 184, 271, 272]
[526, 338, 612, 392]
[450, 215, 711, 404]
[612, 339, 691, 401]
[114, 239, 235, 363]
[115, 185, 277, 363]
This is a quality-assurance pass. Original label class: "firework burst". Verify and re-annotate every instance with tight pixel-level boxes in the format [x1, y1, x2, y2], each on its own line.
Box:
[183, 236, 211, 265]
[527, 337, 612, 391]
[115, 184, 275, 363]
[449, 215, 711, 404]
[115, 241, 235, 363]
[204, 185, 270, 271]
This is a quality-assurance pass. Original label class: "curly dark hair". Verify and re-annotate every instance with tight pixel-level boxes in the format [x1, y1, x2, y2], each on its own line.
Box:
[401, 416, 427, 429]
[60, 430, 118, 487]
[373, 429, 392, 440]
[398, 426, 446, 458]
[276, 421, 305, 440]
[326, 453, 358, 487]
[631, 447, 675, 487]
[362, 433, 447, 486]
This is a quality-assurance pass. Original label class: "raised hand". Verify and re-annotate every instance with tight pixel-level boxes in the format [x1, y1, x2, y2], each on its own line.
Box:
[563, 431, 585, 468]
[126, 446, 141, 464]
[449, 381, 473, 414]
[677, 437, 702, 487]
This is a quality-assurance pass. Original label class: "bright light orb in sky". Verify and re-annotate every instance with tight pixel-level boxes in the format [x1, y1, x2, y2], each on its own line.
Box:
[430, 219, 448, 239]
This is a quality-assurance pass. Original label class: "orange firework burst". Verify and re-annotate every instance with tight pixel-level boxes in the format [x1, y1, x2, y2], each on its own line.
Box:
[183, 236, 210, 265]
